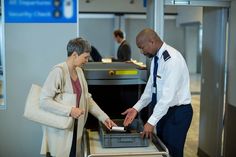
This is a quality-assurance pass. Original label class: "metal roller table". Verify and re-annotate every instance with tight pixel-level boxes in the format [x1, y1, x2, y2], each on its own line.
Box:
[83, 129, 169, 157]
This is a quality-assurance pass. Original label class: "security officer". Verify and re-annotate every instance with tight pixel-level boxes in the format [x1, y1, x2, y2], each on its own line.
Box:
[122, 28, 193, 157]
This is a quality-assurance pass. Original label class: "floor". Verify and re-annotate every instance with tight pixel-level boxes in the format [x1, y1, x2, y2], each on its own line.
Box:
[184, 73, 201, 157]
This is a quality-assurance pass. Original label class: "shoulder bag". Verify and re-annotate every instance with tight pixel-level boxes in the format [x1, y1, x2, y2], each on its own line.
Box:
[23, 66, 75, 129]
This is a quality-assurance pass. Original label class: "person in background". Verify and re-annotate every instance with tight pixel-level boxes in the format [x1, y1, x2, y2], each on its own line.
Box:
[122, 28, 193, 157]
[40, 37, 116, 157]
[90, 45, 102, 62]
[113, 29, 131, 61]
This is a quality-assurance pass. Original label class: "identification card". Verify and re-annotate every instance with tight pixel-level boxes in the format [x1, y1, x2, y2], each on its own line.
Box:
[152, 86, 157, 94]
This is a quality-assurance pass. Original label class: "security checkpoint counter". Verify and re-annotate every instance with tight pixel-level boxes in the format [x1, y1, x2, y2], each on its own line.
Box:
[83, 62, 148, 129]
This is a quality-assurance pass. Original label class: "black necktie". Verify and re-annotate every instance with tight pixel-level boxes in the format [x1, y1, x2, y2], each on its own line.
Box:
[149, 56, 159, 115]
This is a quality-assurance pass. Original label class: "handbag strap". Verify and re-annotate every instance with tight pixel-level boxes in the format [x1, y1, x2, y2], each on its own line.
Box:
[54, 65, 66, 93]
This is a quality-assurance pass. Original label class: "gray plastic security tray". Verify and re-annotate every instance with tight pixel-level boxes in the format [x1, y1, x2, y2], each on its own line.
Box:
[99, 119, 149, 148]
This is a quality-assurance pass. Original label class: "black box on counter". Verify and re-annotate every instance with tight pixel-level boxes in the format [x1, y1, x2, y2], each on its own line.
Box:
[99, 119, 149, 148]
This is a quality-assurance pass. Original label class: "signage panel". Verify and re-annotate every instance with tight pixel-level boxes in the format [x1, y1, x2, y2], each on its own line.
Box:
[5, 0, 77, 23]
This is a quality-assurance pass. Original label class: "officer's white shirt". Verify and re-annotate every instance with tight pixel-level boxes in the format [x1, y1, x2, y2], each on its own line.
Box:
[133, 42, 191, 126]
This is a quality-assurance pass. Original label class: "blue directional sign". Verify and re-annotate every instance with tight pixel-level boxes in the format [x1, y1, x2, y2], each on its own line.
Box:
[5, 0, 77, 23]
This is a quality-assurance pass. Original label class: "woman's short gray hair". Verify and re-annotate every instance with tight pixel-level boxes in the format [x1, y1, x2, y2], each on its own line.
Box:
[67, 37, 91, 57]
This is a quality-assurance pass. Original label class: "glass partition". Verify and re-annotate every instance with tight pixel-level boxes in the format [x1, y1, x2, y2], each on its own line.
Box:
[0, 5, 6, 109]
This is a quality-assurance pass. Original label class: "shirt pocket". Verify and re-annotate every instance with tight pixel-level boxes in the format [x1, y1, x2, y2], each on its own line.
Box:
[156, 72, 164, 92]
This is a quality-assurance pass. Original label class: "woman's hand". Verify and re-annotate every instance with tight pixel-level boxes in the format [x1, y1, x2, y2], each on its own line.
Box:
[104, 118, 117, 130]
[70, 107, 84, 119]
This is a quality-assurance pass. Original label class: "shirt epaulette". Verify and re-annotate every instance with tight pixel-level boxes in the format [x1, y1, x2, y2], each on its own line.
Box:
[163, 50, 171, 61]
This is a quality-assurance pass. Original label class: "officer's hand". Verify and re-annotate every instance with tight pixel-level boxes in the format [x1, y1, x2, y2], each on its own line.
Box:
[122, 108, 138, 126]
[141, 122, 154, 139]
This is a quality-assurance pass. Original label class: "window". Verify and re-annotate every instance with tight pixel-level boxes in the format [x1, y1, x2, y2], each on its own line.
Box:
[0, 13, 6, 110]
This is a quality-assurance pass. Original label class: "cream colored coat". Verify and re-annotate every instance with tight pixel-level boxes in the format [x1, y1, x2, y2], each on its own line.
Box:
[39, 62, 109, 157]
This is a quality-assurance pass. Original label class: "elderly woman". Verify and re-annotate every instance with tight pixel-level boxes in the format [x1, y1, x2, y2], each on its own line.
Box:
[40, 37, 116, 157]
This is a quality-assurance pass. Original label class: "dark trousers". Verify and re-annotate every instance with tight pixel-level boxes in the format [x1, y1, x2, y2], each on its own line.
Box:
[156, 104, 193, 157]
[69, 119, 78, 157]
